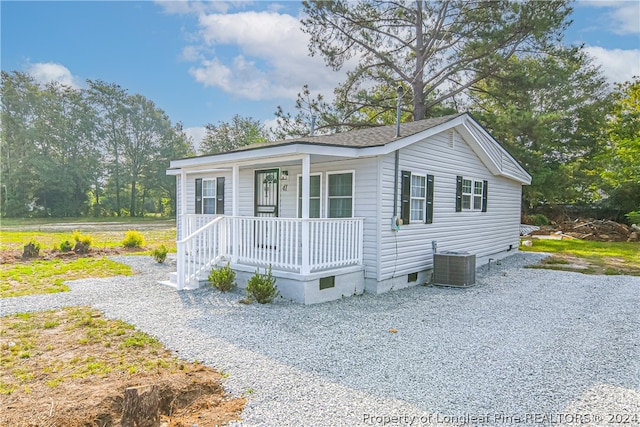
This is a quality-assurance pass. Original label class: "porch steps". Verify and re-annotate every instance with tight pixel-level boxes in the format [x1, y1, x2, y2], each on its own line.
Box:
[157, 267, 210, 290]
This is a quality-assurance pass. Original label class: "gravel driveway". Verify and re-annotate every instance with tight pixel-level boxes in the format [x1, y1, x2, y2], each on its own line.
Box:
[2, 252, 639, 426]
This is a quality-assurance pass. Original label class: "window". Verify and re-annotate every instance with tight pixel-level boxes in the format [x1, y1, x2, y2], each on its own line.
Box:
[202, 179, 216, 214]
[410, 175, 426, 222]
[473, 181, 483, 210]
[297, 174, 321, 218]
[327, 172, 353, 218]
[401, 171, 434, 224]
[195, 177, 224, 214]
[456, 176, 487, 212]
[462, 179, 472, 210]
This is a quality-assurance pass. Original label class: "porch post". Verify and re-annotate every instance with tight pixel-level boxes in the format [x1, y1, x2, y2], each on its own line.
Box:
[180, 170, 187, 240]
[177, 169, 187, 290]
[231, 165, 239, 263]
[301, 155, 310, 275]
[232, 165, 239, 216]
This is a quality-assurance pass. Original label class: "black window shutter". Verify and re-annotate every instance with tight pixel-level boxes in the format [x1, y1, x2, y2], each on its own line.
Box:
[455, 176, 463, 212]
[400, 170, 411, 224]
[216, 177, 225, 214]
[426, 174, 434, 224]
[195, 178, 202, 214]
[482, 180, 488, 212]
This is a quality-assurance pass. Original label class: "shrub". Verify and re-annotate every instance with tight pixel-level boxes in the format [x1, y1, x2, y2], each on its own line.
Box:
[122, 230, 145, 248]
[246, 266, 278, 304]
[625, 210, 640, 226]
[152, 245, 168, 264]
[208, 263, 236, 292]
[529, 214, 550, 226]
[59, 240, 74, 252]
[72, 230, 93, 248]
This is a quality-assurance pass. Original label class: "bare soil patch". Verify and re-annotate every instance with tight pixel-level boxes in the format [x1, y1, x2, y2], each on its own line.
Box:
[0, 247, 144, 265]
[1, 307, 245, 426]
[532, 253, 640, 276]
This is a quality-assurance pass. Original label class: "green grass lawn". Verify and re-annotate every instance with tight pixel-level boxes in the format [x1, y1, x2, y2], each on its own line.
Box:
[0, 258, 133, 298]
[0, 229, 176, 252]
[521, 239, 640, 275]
[0, 219, 176, 298]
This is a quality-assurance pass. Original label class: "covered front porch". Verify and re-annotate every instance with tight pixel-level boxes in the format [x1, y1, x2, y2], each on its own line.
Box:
[174, 214, 363, 285]
[165, 153, 368, 303]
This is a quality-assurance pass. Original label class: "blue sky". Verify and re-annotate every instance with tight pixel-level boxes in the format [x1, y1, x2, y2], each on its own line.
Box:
[2, 1, 639, 146]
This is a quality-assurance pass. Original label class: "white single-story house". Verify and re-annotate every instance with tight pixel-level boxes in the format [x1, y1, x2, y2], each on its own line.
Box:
[164, 113, 531, 304]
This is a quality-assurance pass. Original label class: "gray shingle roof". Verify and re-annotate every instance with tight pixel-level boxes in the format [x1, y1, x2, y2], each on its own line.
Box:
[232, 113, 465, 152]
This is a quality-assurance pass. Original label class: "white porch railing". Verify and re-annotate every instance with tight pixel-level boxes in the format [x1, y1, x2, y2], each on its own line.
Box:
[174, 216, 364, 290]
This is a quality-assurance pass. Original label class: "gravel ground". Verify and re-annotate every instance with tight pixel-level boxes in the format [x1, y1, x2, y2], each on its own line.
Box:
[2, 252, 639, 427]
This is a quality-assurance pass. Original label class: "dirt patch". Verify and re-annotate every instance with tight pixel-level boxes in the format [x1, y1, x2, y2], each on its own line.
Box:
[0, 247, 146, 265]
[1, 308, 245, 426]
[532, 253, 640, 276]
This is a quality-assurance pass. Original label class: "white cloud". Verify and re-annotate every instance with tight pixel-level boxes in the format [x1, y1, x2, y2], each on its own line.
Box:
[579, 1, 640, 35]
[608, 2, 640, 35]
[155, 0, 231, 15]
[180, 45, 203, 62]
[584, 46, 640, 84]
[176, 9, 350, 102]
[27, 62, 82, 88]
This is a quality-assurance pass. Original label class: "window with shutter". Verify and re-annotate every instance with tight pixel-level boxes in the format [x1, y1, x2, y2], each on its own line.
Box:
[196, 177, 224, 214]
[457, 176, 487, 212]
[401, 171, 432, 224]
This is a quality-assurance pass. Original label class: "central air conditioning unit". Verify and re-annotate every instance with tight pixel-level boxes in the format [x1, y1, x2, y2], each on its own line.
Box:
[433, 251, 476, 287]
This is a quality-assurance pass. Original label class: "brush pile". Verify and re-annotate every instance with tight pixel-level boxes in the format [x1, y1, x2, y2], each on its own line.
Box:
[531, 218, 638, 242]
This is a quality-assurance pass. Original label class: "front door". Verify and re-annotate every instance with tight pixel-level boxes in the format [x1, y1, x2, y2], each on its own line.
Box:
[254, 169, 279, 249]
[254, 169, 279, 217]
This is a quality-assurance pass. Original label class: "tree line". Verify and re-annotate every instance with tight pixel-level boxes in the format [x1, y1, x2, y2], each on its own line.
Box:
[268, 0, 638, 218]
[1, 73, 194, 217]
[2, 1, 638, 219]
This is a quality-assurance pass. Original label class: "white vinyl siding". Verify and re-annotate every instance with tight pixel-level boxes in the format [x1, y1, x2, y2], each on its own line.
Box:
[379, 130, 523, 281]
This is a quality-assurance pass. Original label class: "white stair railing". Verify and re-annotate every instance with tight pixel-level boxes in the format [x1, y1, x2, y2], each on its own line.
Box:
[176, 216, 227, 290]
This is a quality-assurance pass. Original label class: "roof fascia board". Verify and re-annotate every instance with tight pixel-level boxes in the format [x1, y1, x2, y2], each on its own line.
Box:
[169, 144, 360, 169]
[457, 122, 502, 175]
[458, 121, 531, 184]
[464, 117, 532, 178]
[168, 168, 233, 176]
